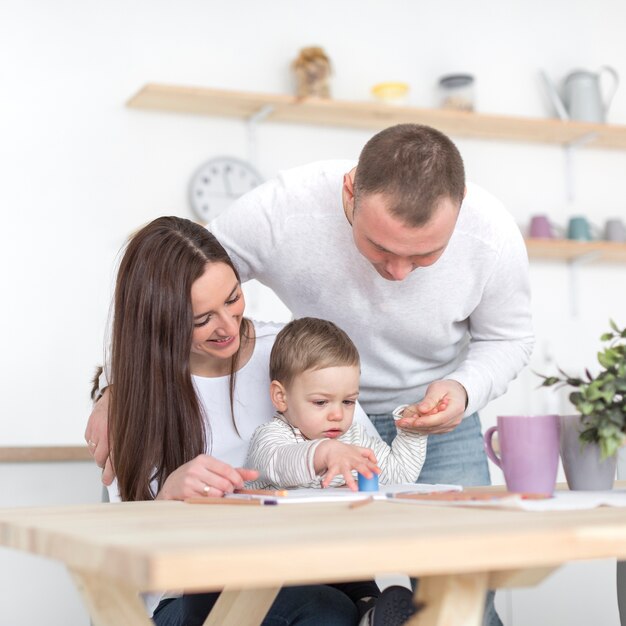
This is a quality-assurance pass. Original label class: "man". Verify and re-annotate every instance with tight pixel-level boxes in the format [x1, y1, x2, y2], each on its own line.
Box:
[87, 124, 533, 626]
[212, 124, 532, 626]
[210, 124, 533, 482]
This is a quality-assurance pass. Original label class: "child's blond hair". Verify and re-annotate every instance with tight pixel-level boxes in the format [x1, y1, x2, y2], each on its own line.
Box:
[270, 318, 360, 388]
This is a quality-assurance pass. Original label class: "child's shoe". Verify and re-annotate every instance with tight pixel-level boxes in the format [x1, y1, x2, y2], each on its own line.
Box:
[357, 585, 420, 626]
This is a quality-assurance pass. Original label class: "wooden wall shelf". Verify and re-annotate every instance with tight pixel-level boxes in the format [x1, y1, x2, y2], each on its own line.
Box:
[127, 83, 626, 149]
[0, 446, 92, 463]
[526, 238, 626, 263]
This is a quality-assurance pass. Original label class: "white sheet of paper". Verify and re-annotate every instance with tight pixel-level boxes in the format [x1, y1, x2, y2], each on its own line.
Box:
[228, 483, 462, 505]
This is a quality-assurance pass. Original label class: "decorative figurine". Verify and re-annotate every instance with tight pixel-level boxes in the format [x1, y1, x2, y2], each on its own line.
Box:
[292, 46, 332, 98]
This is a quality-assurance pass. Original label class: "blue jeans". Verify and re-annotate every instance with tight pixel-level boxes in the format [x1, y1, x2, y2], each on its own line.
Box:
[368, 412, 502, 626]
[153, 585, 359, 626]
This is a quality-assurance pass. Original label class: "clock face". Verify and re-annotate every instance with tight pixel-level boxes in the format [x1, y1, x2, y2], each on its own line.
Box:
[189, 157, 263, 223]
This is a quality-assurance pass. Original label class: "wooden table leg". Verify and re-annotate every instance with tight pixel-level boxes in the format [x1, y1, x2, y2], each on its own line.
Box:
[406, 566, 558, 626]
[488, 566, 556, 589]
[69, 568, 153, 626]
[407, 572, 489, 626]
[202, 586, 281, 626]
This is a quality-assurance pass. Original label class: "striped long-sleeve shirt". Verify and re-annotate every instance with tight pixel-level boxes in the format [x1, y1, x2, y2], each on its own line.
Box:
[245, 413, 427, 489]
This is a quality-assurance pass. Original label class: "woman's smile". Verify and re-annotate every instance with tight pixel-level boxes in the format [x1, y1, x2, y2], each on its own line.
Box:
[208, 335, 236, 348]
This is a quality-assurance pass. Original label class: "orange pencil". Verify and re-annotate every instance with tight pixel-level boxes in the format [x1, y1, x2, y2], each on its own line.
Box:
[349, 496, 374, 509]
[234, 488, 289, 497]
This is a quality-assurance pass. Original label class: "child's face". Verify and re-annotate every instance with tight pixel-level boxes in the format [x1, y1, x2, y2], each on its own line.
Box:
[280, 365, 360, 440]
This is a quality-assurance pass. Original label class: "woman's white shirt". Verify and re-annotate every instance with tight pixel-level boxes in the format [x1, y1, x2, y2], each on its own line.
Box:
[190, 320, 283, 468]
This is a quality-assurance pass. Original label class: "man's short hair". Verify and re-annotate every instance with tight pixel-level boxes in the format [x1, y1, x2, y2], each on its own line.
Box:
[270, 318, 360, 388]
[354, 124, 465, 227]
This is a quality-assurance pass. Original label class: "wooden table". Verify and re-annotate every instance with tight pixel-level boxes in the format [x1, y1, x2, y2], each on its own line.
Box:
[1, 499, 626, 626]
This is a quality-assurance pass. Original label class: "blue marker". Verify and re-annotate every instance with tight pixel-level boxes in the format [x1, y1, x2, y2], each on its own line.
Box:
[357, 472, 379, 492]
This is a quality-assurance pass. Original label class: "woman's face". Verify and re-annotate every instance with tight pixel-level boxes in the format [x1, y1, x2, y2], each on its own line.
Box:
[190, 262, 245, 364]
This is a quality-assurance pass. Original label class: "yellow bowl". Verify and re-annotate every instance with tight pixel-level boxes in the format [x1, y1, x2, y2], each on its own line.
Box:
[371, 82, 410, 104]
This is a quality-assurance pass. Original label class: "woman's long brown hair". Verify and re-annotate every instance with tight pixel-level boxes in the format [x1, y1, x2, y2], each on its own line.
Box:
[109, 216, 250, 501]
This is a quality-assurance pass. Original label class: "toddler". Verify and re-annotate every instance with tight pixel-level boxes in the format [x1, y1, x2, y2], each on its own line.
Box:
[246, 317, 429, 626]
[246, 317, 428, 490]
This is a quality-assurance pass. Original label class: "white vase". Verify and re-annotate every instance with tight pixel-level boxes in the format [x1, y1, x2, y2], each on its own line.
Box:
[559, 414, 617, 490]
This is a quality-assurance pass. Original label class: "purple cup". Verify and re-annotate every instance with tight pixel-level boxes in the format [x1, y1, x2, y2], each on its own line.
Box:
[529, 215, 555, 239]
[484, 415, 560, 495]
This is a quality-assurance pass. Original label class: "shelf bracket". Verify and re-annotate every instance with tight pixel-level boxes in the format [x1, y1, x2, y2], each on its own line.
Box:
[567, 250, 602, 317]
[246, 105, 275, 170]
[563, 132, 598, 204]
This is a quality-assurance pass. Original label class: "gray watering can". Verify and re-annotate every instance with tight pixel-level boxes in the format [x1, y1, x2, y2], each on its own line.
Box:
[540, 66, 619, 123]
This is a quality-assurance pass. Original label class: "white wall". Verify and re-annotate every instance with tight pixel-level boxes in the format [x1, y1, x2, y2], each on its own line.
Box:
[1, 1, 626, 624]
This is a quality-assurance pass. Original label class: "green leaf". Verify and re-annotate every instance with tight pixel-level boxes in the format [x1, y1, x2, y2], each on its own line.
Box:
[565, 377, 584, 387]
[610, 319, 619, 333]
[540, 377, 561, 387]
[585, 387, 602, 401]
[601, 332, 614, 342]
[600, 438, 617, 460]
[602, 390, 617, 404]
[579, 427, 599, 444]
[607, 407, 625, 426]
[598, 349, 618, 368]
[569, 391, 583, 407]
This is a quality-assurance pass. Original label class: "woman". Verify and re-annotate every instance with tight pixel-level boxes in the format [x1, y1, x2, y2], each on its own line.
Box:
[98, 216, 359, 626]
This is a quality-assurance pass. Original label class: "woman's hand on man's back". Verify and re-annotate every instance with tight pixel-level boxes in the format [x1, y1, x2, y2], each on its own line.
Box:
[156, 455, 259, 500]
[85, 388, 116, 485]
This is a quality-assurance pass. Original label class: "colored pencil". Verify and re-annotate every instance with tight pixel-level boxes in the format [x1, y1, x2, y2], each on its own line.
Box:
[234, 488, 290, 497]
[185, 497, 264, 506]
[349, 496, 375, 509]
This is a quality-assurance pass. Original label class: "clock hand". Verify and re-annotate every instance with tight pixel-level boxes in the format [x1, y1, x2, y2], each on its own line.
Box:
[223, 166, 233, 196]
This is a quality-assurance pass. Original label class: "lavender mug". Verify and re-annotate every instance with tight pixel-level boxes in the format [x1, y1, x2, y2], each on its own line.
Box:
[529, 215, 556, 239]
[484, 415, 560, 495]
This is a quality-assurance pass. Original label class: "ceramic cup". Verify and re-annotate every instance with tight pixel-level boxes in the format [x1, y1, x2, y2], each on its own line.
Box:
[529, 215, 556, 239]
[604, 218, 626, 243]
[484, 414, 560, 495]
[559, 414, 617, 490]
[567, 216, 594, 241]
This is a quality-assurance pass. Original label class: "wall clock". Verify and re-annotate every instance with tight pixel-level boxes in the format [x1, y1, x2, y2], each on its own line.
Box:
[189, 156, 263, 223]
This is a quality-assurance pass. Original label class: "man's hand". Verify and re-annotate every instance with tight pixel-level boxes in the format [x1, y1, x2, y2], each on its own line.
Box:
[395, 379, 468, 435]
[156, 454, 259, 500]
[84, 388, 115, 485]
[314, 440, 380, 490]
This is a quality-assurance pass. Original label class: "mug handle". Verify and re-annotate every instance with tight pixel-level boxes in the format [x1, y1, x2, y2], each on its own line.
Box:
[550, 221, 566, 238]
[599, 65, 619, 112]
[483, 426, 502, 469]
[590, 222, 603, 240]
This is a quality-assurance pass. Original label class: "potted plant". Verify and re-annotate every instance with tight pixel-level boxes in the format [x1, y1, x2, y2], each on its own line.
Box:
[538, 320, 626, 489]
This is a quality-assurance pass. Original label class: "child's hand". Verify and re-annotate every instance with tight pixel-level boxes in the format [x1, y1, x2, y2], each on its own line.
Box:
[314, 440, 380, 491]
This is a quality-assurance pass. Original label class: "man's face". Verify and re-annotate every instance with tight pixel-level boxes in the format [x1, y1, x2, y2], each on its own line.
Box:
[350, 193, 460, 281]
